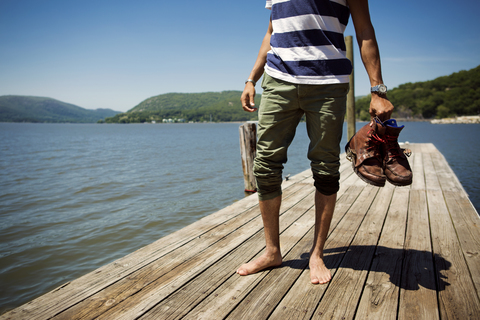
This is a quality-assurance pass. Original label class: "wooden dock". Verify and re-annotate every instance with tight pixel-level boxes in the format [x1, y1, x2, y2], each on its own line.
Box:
[2, 143, 479, 320]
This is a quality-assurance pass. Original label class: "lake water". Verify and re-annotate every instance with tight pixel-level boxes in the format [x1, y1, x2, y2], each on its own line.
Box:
[0, 121, 479, 314]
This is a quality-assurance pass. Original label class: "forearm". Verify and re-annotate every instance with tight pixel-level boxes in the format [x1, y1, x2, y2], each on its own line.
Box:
[348, 0, 384, 87]
[357, 26, 393, 120]
[356, 26, 384, 87]
[247, 20, 273, 84]
[348, 0, 393, 120]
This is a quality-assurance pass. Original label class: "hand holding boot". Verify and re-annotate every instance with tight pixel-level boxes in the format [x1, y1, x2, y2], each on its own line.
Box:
[369, 93, 394, 122]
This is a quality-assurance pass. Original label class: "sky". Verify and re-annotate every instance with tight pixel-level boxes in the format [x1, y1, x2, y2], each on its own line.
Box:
[1, 0, 479, 112]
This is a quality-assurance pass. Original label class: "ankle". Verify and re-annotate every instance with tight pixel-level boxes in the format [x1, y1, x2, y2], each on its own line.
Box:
[265, 246, 282, 258]
[310, 248, 324, 259]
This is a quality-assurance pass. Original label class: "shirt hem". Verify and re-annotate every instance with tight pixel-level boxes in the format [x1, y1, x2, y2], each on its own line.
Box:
[264, 67, 350, 85]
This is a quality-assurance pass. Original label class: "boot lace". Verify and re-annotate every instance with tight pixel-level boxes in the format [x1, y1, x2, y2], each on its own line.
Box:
[386, 135, 413, 159]
[384, 135, 401, 159]
[366, 129, 385, 156]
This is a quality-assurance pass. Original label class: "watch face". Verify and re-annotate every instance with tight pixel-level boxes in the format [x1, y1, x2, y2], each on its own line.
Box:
[372, 84, 387, 94]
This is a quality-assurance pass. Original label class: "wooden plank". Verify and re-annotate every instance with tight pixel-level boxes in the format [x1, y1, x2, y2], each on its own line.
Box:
[172, 192, 316, 320]
[443, 190, 480, 299]
[140, 190, 317, 319]
[267, 185, 375, 320]
[399, 146, 438, 319]
[411, 152, 425, 191]
[341, 165, 362, 188]
[435, 167, 480, 302]
[223, 216, 316, 320]
[186, 185, 365, 320]
[266, 185, 380, 320]
[431, 151, 464, 192]
[398, 189, 439, 320]
[227, 187, 378, 320]
[173, 160, 360, 320]
[423, 153, 441, 191]
[423, 150, 480, 319]
[355, 187, 409, 319]
[310, 186, 392, 320]
[226, 225, 314, 319]
[427, 188, 480, 319]
[409, 143, 436, 154]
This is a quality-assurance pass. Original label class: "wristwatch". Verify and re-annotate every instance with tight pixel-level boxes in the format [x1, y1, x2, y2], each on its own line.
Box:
[371, 84, 387, 95]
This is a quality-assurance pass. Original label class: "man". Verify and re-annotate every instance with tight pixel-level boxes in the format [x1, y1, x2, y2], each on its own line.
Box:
[237, 0, 394, 284]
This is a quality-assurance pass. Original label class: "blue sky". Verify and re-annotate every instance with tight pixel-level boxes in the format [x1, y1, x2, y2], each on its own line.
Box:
[1, 0, 479, 112]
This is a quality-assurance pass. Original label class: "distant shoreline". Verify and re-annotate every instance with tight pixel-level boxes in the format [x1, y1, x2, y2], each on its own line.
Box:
[3, 116, 479, 125]
[430, 115, 480, 124]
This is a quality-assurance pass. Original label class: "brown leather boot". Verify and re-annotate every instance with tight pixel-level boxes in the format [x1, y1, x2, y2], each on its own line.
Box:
[382, 119, 413, 186]
[345, 118, 386, 187]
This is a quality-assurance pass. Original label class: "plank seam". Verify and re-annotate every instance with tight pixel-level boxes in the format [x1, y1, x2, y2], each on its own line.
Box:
[222, 199, 316, 320]
[423, 153, 443, 317]
[351, 188, 396, 320]
[95, 189, 317, 320]
[395, 188, 412, 319]
[441, 189, 480, 306]
[309, 186, 380, 319]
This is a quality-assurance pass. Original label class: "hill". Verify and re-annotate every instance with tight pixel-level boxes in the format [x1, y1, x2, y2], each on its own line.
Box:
[355, 65, 480, 120]
[103, 65, 480, 124]
[0, 96, 121, 123]
[104, 91, 260, 123]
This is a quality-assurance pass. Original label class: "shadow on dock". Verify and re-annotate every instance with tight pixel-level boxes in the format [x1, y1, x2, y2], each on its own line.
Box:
[278, 246, 453, 291]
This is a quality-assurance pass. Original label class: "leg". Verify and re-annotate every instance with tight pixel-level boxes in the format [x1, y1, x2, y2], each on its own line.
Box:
[236, 195, 283, 275]
[237, 74, 300, 276]
[297, 82, 347, 284]
[309, 190, 336, 284]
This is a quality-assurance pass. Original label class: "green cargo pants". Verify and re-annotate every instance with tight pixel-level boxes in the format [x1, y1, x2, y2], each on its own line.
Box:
[254, 73, 349, 200]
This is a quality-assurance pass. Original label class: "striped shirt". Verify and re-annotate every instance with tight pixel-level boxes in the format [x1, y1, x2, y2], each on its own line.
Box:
[265, 0, 352, 85]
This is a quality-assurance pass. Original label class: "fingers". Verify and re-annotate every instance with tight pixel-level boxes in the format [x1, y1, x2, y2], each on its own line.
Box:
[374, 107, 393, 122]
[241, 86, 258, 112]
[369, 95, 393, 121]
[369, 109, 391, 122]
[242, 98, 257, 112]
[243, 98, 257, 112]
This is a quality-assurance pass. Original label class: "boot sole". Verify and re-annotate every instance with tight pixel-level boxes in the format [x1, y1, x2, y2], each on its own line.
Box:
[386, 176, 412, 187]
[346, 145, 386, 187]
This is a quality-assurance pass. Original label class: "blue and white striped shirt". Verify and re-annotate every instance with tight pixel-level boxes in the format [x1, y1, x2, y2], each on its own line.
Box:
[265, 0, 352, 84]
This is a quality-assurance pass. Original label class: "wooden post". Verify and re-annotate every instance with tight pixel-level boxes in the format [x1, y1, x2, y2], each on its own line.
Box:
[345, 35, 356, 140]
[239, 122, 257, 194]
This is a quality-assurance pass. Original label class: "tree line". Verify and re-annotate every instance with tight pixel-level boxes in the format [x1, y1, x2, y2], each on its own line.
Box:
[104, 65, 479, 123]
[355, 65, 480, 121]
[103, 91, 260, 123]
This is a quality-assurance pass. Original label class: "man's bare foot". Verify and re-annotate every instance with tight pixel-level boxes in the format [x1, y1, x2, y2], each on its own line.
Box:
[236, 251, 282, 276]
[309, 254, 331, 284]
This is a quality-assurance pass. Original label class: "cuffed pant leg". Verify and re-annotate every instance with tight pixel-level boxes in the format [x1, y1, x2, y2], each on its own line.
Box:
[300, 83, 349, 195]
[254, 74, 303, 201]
